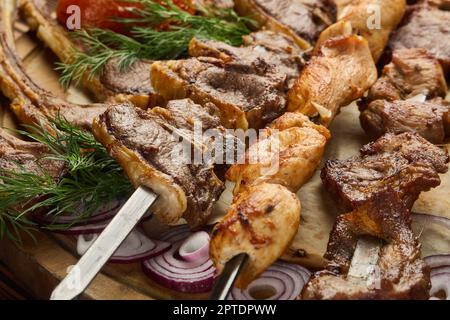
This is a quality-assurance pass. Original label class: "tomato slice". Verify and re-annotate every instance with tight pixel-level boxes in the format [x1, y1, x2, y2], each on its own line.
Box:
[56, 0, 195, 34]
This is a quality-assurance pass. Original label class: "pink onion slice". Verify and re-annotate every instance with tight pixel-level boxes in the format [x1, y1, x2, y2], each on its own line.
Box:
[54, 220, 110, 235]
[412, 213, 450, 229]
[424, 255, 450, 269]
[179, 231, 210, 263]
[142, 226, 216, 293]
[430, 273, 450, 300]
[76, 230, 171, 264]
[229, 261, 311, 300]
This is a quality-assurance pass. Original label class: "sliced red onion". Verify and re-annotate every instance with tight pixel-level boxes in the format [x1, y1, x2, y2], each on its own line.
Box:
[412, 213, 450, 229]
[179, 231, 210, 263]
[229, 261, 311, 300]
[142, 226, 216, 293]
[76, 230, 171, 264]
[53, 220, 110, 235]
[424, 255, 450, 269]
[430, 273, 450, 300]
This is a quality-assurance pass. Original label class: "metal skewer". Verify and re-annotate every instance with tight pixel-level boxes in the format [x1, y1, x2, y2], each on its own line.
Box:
[209, 253, 249, 300]
[51, 186, 158, 300]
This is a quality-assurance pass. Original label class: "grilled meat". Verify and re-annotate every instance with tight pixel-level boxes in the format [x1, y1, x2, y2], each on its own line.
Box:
[234, 0, 336, 49]
[0, 129, 64, 179]
[360, 99, 450, 144]
[20, 0, 157, 108]
[389, 3, 450, 74]
[366, 49, 448, 103]
[210, 182, 301, 288]
[151, 32, 306, 129]
[288, 35, 377, 126]
[226, 112, 330, 194]
[302, 191, 430, 300]
[92, 100, 226, 228]
[316, 0, 406, 61]
[189, 31, 307, 89]
[321, 132, 449, 211]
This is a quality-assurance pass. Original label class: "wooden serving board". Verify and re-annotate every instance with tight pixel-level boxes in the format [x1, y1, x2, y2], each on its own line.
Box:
[1, 20, 450, 300]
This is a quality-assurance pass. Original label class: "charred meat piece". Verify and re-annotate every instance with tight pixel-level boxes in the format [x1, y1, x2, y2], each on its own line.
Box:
[234, 0, 336, 49]
[210, 182, 301, 288]
[302, 191, 430, 300]
[226, 112, 331, 194]
[288, 35, 377, 126]
[390, 3, 450, 74]
[151, 56, 287, 130]
[92, 100, 226, 228]
[189, 31, 307, 89]
[321, 132, 449, 211]
[316, 0, 406, 62]
[20, 0, 157, 108]
[366, 49, 448, 103]
[0, 129, 64, 179]
[360, 99, 450, 144]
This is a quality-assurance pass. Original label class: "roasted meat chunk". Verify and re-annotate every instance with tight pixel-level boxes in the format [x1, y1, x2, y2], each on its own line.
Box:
[390, 3, 450, 73]
[321, 132, 449, 211]
[366, 49, 448, 103]
[226, 113, 331, 194]
[360, 99, 450, 143]
[92, 100, 226, 228]
[302, 191, 430, 300]
[20, 0, 157, 108]
[210, 182, 301, 288]
[317, 0, 406, 61]
[189, 31, 306, 89]
[234, 0, 336, 48]
[288, 35, 377, 126]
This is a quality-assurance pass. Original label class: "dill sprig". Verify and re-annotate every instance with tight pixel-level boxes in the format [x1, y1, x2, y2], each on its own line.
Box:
[0, 117, 133, 242]
[57, 0, 253, 87]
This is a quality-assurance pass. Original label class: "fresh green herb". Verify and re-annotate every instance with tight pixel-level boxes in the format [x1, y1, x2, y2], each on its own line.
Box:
[57, 0, 253, 87]
[0, 117, 133, 242]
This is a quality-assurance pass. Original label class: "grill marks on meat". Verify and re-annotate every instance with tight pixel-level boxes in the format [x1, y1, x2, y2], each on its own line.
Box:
[321, 132, 449, 211]
[316, 0, 406, 62]
[92, 100, 225, 228]
[151, 31, 307, 130]
[390, 3, 450, 74]
[302, 191, 430, 300]
[367, 49, 448, 102]
[20, 0, 157, 108]
[0, 129, 65, 179]
[234, 0, 336, 49]
[360, 100, 450, 144]
[359, 49, 450, 143]
[288, 35, 377, 126]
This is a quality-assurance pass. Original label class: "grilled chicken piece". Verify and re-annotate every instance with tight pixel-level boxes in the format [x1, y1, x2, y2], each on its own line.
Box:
[389, 3, 450, 74]
[288, 35, 377, 126]
[0, 19, 107, 130]
[0, 128, 64, 179]
[321, 132, 449, 211]
[302, 191, 430, 300]
[360, 99, 450, 144]
[20, 0, 157, 108]
[210, 182, 301, 288]
[226, 113, 331, 194]
[189, 31, 307, 89]
[316, 0, 406, 61]
[92, 100, 226, 228]
[365, 49, 448, 103]
[151, 33, 302, 129]
[234, 0, 336, 49]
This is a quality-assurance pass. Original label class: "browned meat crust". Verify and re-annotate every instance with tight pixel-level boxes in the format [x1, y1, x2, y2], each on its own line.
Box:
[389, 3, 450, 74]
[92, 100, 225, 228]
[234, 0, 336, 49]
[321, 132, 449, 211]
[360, 99, 450, 144]
[302, 191, 431, 300]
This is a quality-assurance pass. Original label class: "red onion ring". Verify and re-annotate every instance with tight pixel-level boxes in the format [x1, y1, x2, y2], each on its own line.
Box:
[430, 273, 450, 300]
[229, 261, 311, 300]
[179, 231, 210, 263]
[53, 221, 110, 235]
[424, 255, 450, 269]
[76, 230, 171, 264]
[412, 213, 450, 229]
[142, 226, 216, 293]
